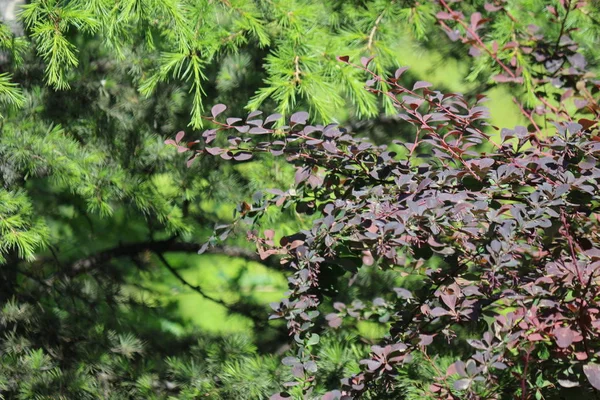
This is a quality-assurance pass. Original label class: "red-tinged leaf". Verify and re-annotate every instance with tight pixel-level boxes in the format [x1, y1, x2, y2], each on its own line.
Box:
[202, 129, 217, 138]
[234, 152, 253, 161]
[186, 156, 197, 168]
[175, 131, 185, 143]
[493, 74, 513, 83]
[204, 147, 223, 155]
[430, 307, 449, 317]
[249, 127, 270, 134]
[211, 104, 226, 118]
[441, 294, 456, 310]
[246, 119, 263, 127]
[584, 363, 600, 389]
[419, 334, 434, 346]
[220, 152, 233, 160]
[402, 96, 424, 108]
[337, 55, 350, 63]
[290, 111, 309, 125]
[322, 391, 344, 400]
[326, 313, 343, 328]
[360, 56, 374, 67]
[322, 141, 338, 153]
[295, 167, 310, 185]
[436, 11, 453, 20]
[527, 333, 543, 341]
[265, 113, 283, 125]
[177, 146, 188, 153]
[469, 46, 481, 57]
[430, 384, 443, 393]
[247, 110, 263, 119]
[364, 360, 382, 371]
[492, 362, 507, 370]
[164, 139, 176, 145]
[289, 240, 304, 249]
[226, 117, 242, 125]
[413, 81, 432, 90]
[470, 12, 483, 29]
[579, 118, 597, 131]
[292, 364, 304, 378]
[395, 66, 409, 79]
[484, 2, 502, 11]
[554, 326, 574, 348]
[454, 378, 471, 390]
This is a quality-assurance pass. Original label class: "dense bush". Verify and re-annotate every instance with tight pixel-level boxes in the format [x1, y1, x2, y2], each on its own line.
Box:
[170, 2, 600, 397]
[176, 71, 600, 398]
[1, 0, 599, 398]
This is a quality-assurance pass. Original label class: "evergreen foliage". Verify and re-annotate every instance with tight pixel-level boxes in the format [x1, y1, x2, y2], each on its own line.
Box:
[0, 0, 599, 398]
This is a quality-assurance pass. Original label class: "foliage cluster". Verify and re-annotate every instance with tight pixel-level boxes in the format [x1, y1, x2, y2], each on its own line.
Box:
[0, 0, 599, 399]
[169, 0, 600, 398]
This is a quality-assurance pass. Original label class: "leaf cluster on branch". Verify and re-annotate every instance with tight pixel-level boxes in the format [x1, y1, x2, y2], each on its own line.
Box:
[168, 2, 600, 397]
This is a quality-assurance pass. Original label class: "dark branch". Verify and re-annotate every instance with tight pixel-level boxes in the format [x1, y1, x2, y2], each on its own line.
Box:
[67, 238, 281, 276]
[155, 252, 228, 306]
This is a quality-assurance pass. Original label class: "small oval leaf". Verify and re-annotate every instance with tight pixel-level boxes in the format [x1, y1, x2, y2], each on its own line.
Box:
[211, 104, 227, 118]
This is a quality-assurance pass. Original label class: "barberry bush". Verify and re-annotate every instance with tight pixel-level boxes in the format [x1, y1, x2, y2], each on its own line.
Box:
[168, 2, 600, 396]
[174, 77, 600, 399]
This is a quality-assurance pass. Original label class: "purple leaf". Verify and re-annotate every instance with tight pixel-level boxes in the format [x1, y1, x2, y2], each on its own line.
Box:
[175, 131, 185, 143]
[234, 125, 250, 133]
[211, 104, 226, 118]
[291, 364, 304, 378]
[265, 113, 283, 125]
[322, 391, 344, 400]
[226, 117, 242, 125]
[584, 363, 600, 389]
[282, 356, 299, 366]
[554, 326, 574, 348]
[436, 11, 453, 20]
[326, 313, 343, 328]
[247, 110, 263, 119]
[290, 111, 309, 125]
[394, 288, 413, 299]
[186, 156, 197, 168]
[470, 12, 483, 29]
[413, 81, 432, 90]
[395, 67, 409, 79]
[249, 127, 270, 134]
[204, 147, 223, 155]
[419, 334, 434, 346]
[322, 141, 339, 153]
[430, 307, 450, 317]
[361, 56, 374, 67]
[453, 379, 471, 390]
[234, 152, 253, 161]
